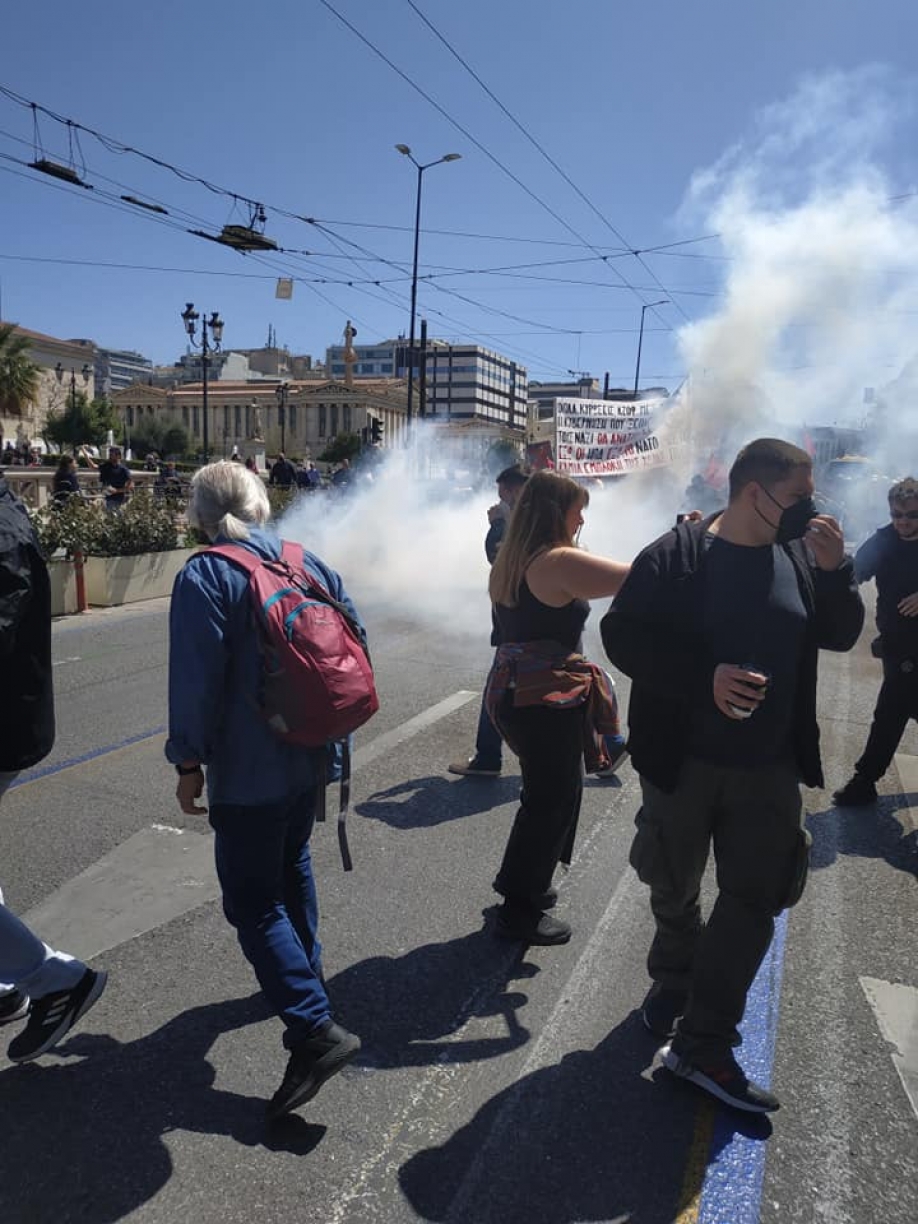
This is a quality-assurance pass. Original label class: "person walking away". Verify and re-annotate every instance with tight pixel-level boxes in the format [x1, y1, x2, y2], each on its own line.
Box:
[485, 471, 630, 944]
[165, 461, 363, 1120]
[834, 476, 918, 806]
[0, 474, 108, 1061]
[449, 464, 529, 778]
[269, 452, 297, 488]
[98, 445, 133, 512]
[601, 438, 864, 1113]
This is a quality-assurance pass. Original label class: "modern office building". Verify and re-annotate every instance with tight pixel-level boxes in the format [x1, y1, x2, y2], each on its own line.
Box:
[325, 337, 528, 430]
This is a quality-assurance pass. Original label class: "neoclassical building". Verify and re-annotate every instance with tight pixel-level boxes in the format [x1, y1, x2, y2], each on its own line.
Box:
[111, 377, 410, 458]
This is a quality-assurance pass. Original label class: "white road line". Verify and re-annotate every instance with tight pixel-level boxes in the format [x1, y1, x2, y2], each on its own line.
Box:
[353, 690, 478, 770]
[19, 690, 480, 966]
[860, 976, 918, 1121]
[892, 752, 918, 834]
[52, 656, 82, 667]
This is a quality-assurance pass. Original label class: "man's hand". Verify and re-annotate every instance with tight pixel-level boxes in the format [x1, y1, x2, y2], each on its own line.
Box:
[805, 514, 845, 570]
[898, 592, 918, 617]
[487, 502, 507, 525]
[176, 768, 207, 815]
[713, 664, 768, 719]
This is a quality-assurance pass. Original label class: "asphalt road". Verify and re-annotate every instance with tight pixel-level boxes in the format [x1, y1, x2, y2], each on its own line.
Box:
[0, 588, 916, 1224]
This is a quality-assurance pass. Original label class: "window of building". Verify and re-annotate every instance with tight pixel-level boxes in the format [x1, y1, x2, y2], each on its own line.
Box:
[182, 406, 189, 426]
[343, 404, 352, 432]
[126, 406, 134, 427]
[289, 403, 297, 434]
[234, 404, 242, 436]
[245, 404, 251, 438]
[319, 404, 327, 436]
[192, 406, 200, 435]
[223, 405, 230, 432]
[331, 404, 339, 435]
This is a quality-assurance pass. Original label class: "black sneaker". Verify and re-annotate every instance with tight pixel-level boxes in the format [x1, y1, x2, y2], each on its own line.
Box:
[0, 990, 29, 1026]
[832, 774, 878, 807]
[641, 983, 688, 1038]
[448, 756, 501, 778]
[660, 1045, 780, 1113]
[7, 969, 107, 1063]
[266, 1020, 361, 1121]
[495, 903, 571, 946]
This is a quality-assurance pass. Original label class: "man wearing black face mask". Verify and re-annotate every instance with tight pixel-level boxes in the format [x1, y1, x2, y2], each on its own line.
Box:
[601, 438, 864, 1114]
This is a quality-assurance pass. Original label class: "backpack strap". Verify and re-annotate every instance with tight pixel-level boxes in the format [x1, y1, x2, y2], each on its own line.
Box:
[313, 742, 353, 872]
[206, 542, 263, 573]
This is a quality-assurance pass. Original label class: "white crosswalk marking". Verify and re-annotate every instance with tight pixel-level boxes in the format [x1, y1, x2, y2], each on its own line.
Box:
[860, 976, 918, 1121]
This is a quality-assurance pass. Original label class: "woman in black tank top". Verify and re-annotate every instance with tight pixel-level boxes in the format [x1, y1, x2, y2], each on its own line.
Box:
[487, 471, 630, 945]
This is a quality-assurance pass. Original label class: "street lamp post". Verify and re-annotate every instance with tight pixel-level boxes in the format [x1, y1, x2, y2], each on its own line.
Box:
[55, 361, 92, 455]
[275, 380, 289, 454]
[180, 303, 224, 464]
[633, 300, 668, 398]
[395, 144, 461, 424]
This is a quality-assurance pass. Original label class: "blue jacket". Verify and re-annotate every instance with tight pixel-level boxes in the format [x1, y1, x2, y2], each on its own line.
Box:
[165, 527, 363, 805]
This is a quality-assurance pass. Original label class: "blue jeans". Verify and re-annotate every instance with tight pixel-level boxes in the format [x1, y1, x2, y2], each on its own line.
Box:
[209, 792, 330, 1049]
[475, 688, 503, 769]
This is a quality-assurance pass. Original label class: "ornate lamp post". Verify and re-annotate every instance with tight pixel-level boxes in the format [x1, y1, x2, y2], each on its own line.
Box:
[394, 145, 461, 423]
[275, 380, 289, 453]
[55, 361, 92, 455]
[180, 303, 224, 463]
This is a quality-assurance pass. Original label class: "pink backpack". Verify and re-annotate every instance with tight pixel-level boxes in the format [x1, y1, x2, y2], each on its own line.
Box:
[208, 540, 379, 749]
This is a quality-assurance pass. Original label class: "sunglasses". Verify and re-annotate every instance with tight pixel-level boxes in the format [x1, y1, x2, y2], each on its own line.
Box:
[891, 510, 918, 521]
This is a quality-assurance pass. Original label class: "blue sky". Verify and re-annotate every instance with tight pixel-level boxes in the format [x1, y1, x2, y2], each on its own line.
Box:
[2, 0, 917, 390]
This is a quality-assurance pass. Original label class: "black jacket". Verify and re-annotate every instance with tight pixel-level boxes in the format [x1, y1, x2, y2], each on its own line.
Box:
[853, 524, 918, 661]
[0, 477, 55, 770]
[600, 516, 864, 793]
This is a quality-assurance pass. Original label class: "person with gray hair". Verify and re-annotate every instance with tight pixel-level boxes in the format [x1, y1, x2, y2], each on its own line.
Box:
[165, 461, 365, 1121]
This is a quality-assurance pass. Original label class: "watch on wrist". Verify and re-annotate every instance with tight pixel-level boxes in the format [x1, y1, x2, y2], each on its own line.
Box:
[176, 763, 203, 776]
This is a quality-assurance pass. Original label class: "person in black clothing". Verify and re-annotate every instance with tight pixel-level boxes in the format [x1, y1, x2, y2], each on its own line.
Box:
[601, 438, 864, 1114]
[488, 471, 630, 945]
[51, 454, 81, 504]
[269, 452, 297, 488]
[449, 464, 529, 778]
[99, 446, 133, 511]
[0, 476, 108, 1060]
[833, 476, 918, 806]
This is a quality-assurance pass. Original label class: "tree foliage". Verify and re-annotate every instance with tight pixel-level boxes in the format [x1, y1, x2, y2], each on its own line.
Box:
[43, 392, 121, 451]
[30, 489, 189, 558]
[318, 431, 362, 465]
[128, 412, 190, 459]
[0, 323, 40, 418]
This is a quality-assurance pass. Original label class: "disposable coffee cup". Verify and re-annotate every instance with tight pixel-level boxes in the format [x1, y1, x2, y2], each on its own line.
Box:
[727, 664, 770, 719]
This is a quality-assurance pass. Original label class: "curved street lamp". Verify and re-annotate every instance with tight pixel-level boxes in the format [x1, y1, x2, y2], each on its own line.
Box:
[395, 144, 461, 423]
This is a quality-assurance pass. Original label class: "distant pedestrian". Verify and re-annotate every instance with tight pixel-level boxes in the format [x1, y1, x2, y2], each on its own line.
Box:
[331, 459, 352, 490]
[99, 445, 133, 512]
[269, 452, 297, 488]
[449, 464, 529, 779]
[0, 474, 108, 1061]
[834, 476, 918, 806]
[51, 454, 81, 505]
[166, 461, 364, 1120]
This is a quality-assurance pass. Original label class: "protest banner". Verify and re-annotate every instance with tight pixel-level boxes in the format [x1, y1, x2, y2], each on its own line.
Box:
[554, 397, 675, 476]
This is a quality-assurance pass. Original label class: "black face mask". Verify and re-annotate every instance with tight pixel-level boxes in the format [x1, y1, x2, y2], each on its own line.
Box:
[758, 486, 818, 544]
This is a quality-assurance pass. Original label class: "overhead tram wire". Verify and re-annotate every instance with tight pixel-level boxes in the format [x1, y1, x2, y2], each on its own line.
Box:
[313, 1, 674, 331]
[402, 0, 689, 324]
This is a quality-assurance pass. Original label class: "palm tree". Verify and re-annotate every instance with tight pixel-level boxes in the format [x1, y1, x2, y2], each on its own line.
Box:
[0, 323, 40, 420]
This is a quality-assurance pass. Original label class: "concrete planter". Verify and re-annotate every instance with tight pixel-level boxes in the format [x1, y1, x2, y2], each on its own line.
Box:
[48, 558, 79, 617]
[84, 548, 195, 607]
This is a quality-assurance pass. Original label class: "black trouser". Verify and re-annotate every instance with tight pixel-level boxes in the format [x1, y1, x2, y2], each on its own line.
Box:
[494, 703, 584, 906]
[856, 660, 918, 782]
[633, 755, 805, 1064]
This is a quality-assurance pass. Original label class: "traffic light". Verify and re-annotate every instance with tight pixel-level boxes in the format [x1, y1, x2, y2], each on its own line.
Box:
[370, 417, 383, 445]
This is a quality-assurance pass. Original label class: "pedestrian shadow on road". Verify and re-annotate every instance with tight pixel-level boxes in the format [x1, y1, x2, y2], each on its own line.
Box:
[0, 992, 325, 1224]
[355, 773, 521, 829]
[807, 794, 918, 879]
[398, 1009, 771, 1224]
[327, 919, 536, 1071]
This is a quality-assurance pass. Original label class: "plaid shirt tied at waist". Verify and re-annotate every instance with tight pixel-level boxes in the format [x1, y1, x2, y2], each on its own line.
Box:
[484, 640, 621, 773]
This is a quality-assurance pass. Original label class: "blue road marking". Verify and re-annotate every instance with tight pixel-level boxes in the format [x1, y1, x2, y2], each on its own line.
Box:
[697, 910, 789, 1224]
[9, 726, 167, 788]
